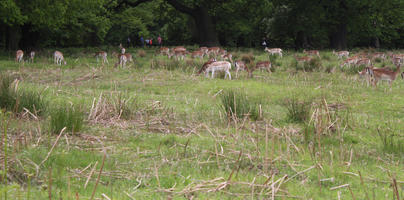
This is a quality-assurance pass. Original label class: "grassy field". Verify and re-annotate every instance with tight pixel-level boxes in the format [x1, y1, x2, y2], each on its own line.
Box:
[0, 47, 403, 199]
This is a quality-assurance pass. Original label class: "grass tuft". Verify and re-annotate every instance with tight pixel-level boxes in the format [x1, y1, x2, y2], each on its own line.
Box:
[50, 104, 84, 134]
[284, 97, 312, 123]
[219, 89, 259, 121]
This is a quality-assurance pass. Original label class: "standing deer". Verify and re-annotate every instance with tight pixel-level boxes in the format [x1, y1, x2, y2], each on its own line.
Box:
[54, 51, 66, 65]
[264, 48, 283, 57]
[198, 61, 232, 79]
[368, 65, 401, 89]
[303, 49, 320, 58]
[234, 60, 248, 78]
[191, 50, 204, 60]
[333, 50, 349, 59]
[29, 51, 35, 63]
[16, 50, 24, 63]
[95, 51, 109, 64]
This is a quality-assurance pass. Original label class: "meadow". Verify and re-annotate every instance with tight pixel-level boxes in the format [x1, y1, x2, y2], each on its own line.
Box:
[0, 46, 403, 199]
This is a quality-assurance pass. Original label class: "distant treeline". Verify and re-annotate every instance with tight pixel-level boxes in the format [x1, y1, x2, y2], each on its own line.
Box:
[1, 0, 403, 50]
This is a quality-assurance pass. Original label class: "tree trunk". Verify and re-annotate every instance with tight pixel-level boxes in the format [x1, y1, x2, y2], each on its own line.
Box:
[193, 7, 219, 46]
[295, 31, 308, 49]
[373, 37, 380, 48]
[329, 23, 347, 50]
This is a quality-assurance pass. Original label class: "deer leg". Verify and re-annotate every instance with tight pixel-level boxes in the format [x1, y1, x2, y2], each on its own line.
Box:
[227, 70, 231, 80]
[211, 70, 215, 78]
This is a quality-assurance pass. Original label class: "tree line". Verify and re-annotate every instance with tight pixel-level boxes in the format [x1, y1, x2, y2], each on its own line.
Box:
[1, 0, 403, 50]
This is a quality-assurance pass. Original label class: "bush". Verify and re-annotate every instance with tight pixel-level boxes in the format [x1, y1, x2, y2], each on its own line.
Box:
[284, 97, 312, 123]
[220, 89, 259, 121]
[50, 105, 84, 134]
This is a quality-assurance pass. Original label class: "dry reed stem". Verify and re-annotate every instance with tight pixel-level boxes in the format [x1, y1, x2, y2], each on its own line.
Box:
[39, 127, 66, 167]
[90, 139, 107, 200]
[84, 162, 98, 189]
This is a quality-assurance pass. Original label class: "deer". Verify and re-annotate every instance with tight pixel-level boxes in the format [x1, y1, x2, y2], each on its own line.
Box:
[392, 57, 402, 67]
[368, 64, 401, 89]
[16, 50, 24, 63]
[355, 58, 371, 66]
[248, 61, 272, 77]
[191, 50, 204, 60]
[303, 49, 320, 58]
[207, 47, 220, 58]
[159, 47, 170, 56]
[95, 51, 108, 64]
[114, 53, 127, 68]
[333, 50, 349, 59]
[358, 66, 389, 87]
[173, 46, 186, 52]
[340, 56, 359, 68]
[221, 53, 233, 63]
[29, 51, 35, 63]
[234, 60, 248, 78]
[121, 47, 126, 54]
[372, 52, 386, 60]
[54, 51, 66, 65]
[199, 47, 208, 56]
[295, 56, 313, 63]
[174, 50, 186, 60]
[218, 49, 227, 57]
[264, 47, 283, 57]
[198, 60, 232, 79]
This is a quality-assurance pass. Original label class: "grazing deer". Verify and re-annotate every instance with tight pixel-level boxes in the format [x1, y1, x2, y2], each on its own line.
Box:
[173, 46, 186, 52]
[207, 47, 220, 58]
[340, 56, 358, 68]
[191, 50, 204, 60]
[124, 53, 133, 63]
[221, 53, 233, 63]
[159, 47, 170, 56]
[368, 65, 401, 89]
[372, 52, 386, 60]
[115, 54, 127, 68]
[234, 60, 248, 78]
[392, 57, 402, 66]
[200, 47, 208, 56]
[333, 50, 349, 59]
[54, 51, 66, 65]
[295, 56, 313, 63]
[303, 49, 320, 58]
[264, 47, 283, 57]
[198, 61, 232, 79]
[358, 66, 389, 86]
[174, 50, 186, 60]
[16, 50, 24, 63]
[248, 61, 272, 77]
[95, 51, 108, 64]
[355, 58, 371, 66]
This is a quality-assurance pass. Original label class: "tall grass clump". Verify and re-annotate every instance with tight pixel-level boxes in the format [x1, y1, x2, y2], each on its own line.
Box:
[284, 97, 312, 123]
[0, 74, 47, 115]
[50, 105, 84, 134]
[377, 127, 404, 155]
[220, 89, 259, 121]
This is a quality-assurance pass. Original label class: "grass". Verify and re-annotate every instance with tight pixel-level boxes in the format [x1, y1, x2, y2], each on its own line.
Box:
[0, 47, 403, 199]
[50, 104, 84, 134]
[219, 89, 260, 121]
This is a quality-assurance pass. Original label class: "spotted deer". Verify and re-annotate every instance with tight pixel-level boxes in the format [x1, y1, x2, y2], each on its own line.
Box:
[264, 48, 283, 57]
[29, 51, 35, 63]
[95, 51, 109, 64]
[368, 65, 401, 89]
[303, 49, 320, 58]
[16, 50, 24, 63]
[159, 47, 170, 56]
[54, 51, 66, 65]
[333, 50, 349, 59]
[191, 50, 204, 60]
[198, 61, 232, 79]
[234, 60, 248, 78]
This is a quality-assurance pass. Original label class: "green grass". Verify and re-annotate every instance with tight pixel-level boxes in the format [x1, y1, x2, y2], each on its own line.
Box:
[0, 47, 403, 199]
[50, 104, 84, 134]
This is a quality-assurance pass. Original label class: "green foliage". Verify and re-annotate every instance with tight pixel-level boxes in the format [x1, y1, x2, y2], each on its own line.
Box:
[50, 105, 84, 134]
[0, 74, 46, 115]
[377, 126, 404, 155]
[219, 89, 259, 121]
[284, 97, 312, 123]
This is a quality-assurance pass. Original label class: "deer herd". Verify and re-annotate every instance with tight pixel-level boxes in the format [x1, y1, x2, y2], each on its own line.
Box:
[13, 46, 404, 89]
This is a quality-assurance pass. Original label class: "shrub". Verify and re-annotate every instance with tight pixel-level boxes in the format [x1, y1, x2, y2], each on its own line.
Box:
[220, 89, 259, 121]
[284, 97, 312, 123]
[50, 105, 84, 134]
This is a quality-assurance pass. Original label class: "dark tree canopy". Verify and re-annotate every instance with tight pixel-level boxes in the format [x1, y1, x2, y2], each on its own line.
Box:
[0, 0, 403, 49]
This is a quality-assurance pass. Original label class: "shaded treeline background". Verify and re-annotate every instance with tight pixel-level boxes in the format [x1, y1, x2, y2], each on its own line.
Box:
[1, 0, 403, 50]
